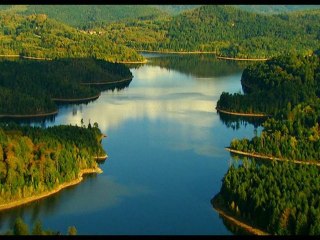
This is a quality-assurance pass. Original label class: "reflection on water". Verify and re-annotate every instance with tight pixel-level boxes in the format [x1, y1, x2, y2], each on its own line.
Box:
[143, 53, 253, 78]
[0, 54, 260, 235]
[217, 111, 268, 130]
[0, 173, 150, 232]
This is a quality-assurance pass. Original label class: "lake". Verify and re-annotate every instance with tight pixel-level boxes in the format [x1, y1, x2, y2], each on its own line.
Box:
[0, 54, 260, 235]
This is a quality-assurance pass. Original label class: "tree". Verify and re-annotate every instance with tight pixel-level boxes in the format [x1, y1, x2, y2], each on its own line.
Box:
[13, 217, 29, 235]
[68, 226, 77, 235]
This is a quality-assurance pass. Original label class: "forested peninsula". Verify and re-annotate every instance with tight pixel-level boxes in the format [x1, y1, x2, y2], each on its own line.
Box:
[0, 123, 106, 210]
[0, 58, 132, 116]
[217, 54, 320, 116]
[214, 53, 320, 235]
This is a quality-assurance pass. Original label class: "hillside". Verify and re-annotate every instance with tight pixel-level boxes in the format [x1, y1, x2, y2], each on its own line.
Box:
[0, 13, 144, 62]
[102, 5, 320, 58]
[235, 5, 320, 14]
[0, 5, 168, 29]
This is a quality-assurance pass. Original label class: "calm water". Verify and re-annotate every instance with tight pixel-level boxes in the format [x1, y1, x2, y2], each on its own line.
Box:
[0, 54, 260, 235]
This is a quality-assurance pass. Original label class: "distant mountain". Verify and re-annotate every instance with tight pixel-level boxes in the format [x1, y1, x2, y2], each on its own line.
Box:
[0, 5, 168, 29]
[152, 5, 201, 14]
[235, 5, 320, 14]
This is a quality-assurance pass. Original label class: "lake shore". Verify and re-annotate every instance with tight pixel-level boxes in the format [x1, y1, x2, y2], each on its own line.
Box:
[226, 148, 320, 167]
[0, 110, 58, 119]
[216, 56, 268, 61]
[52, 93, 101, 103]
[138, 50, 217, 54]
[0, 167, 103, 211]
[118, 59, 148, 64]
[216, 107, 269, 117]
[80, 77, 132, 85]
[212, 194, 269, 236]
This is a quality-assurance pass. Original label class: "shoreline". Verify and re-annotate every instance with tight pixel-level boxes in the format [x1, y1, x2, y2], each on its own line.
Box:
[0, 110, 58, 119]
[0, 54, 51, 60]
[217, 56, 268, 61]
[52, 93, 101, 103]
[80, 77, 133, 85]
[118, 59, 148, 64]
[216, 107, 269, 117]
[94, 154, 108, 161]
[138, 50, 217, 54]
[0, 167, 102, 211]
[226, 148, 320, 167]
[212, 194, 269, 235]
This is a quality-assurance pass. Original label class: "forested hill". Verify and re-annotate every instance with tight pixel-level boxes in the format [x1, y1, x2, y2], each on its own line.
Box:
[159, 5, 320, 57]
[235, 5, 320, 14]
[0, 5, 169, 29]
[0, 13, 144, 62]
[0, 58, 132, 116]
[103, 5, 320, 59]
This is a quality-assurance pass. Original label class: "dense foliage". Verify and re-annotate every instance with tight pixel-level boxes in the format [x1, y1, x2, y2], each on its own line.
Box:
[102, 6, 320, 58]
[0, 5, 168, 29]
[0, 123, 105, 205]
[1, 6, 319, 60]
[4, 217, 77, 235]
[235, 5, 320, 14]
[217, 54, 320, 115]
[217, 161, 320, 235]
[0, 13, 144, 62]
[229, 99, 320, 162]
[0, 58, 132, 115]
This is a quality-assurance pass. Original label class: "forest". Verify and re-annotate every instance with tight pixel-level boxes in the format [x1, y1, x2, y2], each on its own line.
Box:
[0, 6, 319, 60]
[0, 13, 144, 62]
[0, 122, 106, 206]
[101, 6, 320, 59]
[214, 51, 320, 235]
[0, 58, 132, 115]
[216, 54, 320, 116]
[229, 99, 320, 162]
[214, 160, 320, 235]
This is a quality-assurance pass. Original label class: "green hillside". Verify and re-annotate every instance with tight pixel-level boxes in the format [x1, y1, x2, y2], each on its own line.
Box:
[235, 5, 320, 14]
[0, 13, 144, 62]
[102, 5, 320, 58]
[0, 5, 168, 29]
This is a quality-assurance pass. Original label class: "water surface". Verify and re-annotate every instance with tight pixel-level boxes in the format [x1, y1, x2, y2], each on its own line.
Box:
[0, 54, 259, 235]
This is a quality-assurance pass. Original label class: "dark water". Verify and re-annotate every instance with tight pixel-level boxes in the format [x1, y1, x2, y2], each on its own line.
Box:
[0, 54, 261, 235]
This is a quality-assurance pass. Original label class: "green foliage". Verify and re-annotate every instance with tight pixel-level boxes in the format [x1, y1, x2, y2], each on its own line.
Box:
[217, 54, 320, 115]
[0, 13, 144, 62]
[13, 217, 29, 235]
[103, 5, 319, 58]
[219, 161, 320, 235]
[4, 217, 76, 235]
[68, 226, 77, 235]
[0, 5, 168, 29]
[235, 5, 320, 14]
[0, 58, 132, 115]
[0, 123, 106, 205]
[229, 99, 320, 162]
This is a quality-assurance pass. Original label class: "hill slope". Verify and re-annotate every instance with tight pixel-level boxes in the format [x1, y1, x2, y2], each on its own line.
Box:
[102, 5, 320, 58]
[0, 13, 144, 62]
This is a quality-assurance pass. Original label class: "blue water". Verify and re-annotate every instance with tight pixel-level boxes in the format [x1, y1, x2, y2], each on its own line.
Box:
[0, 54, 259, 235]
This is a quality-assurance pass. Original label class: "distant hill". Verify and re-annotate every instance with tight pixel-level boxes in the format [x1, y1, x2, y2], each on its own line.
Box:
[147, 5, 320, 58]
[152, 5, 201, 15]
[0, 13, 144, 62]
[235, 5, 320, 14]
[0, 5, 168, 29]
